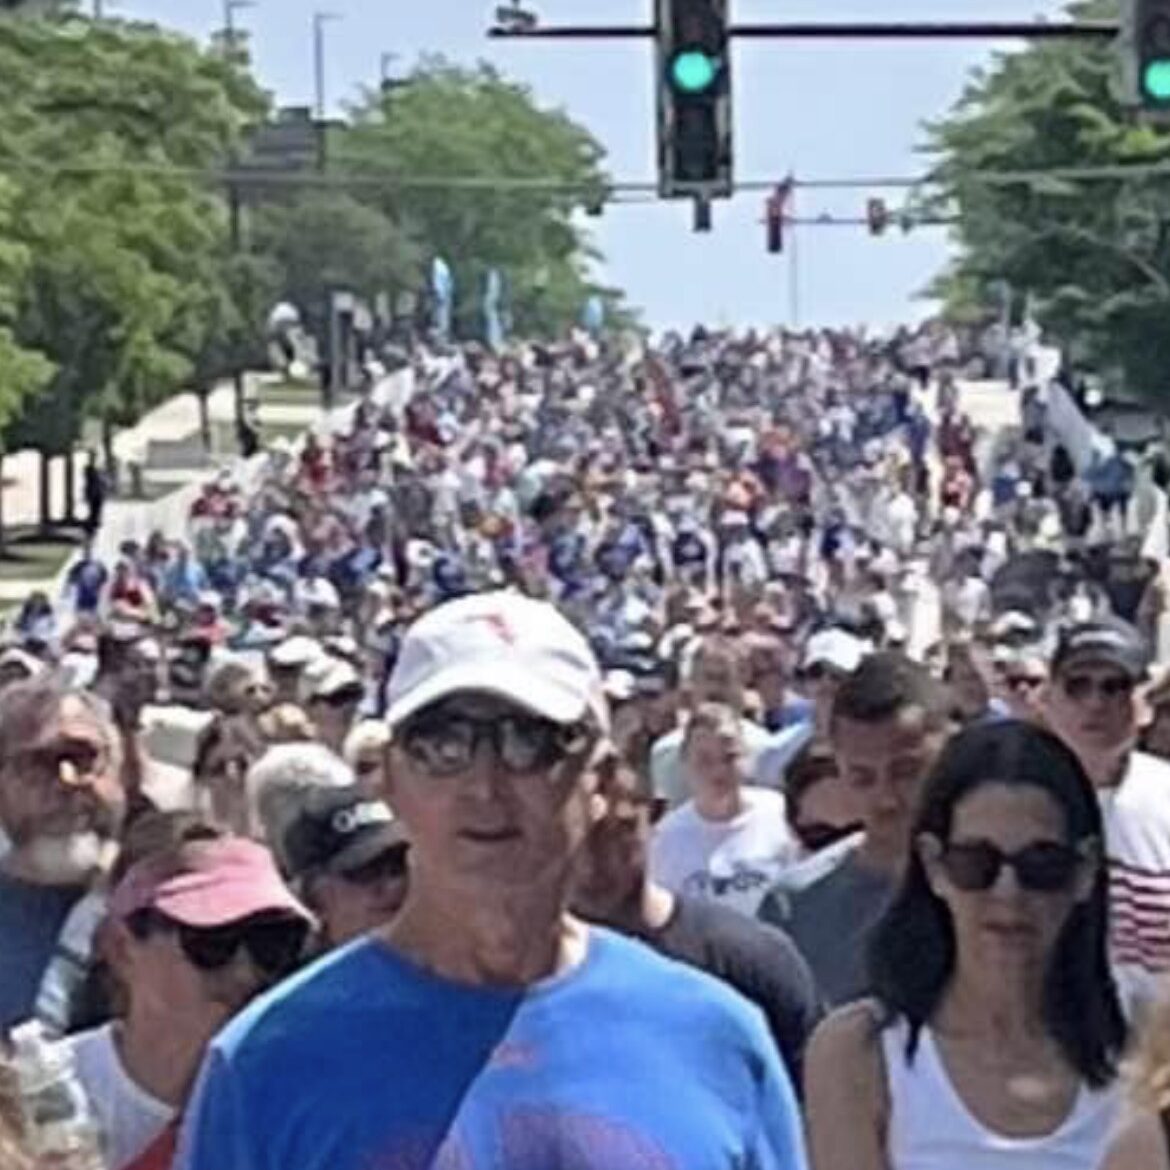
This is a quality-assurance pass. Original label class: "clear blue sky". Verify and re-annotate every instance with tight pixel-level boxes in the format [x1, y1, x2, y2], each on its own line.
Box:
[115, 0, 1067, 329]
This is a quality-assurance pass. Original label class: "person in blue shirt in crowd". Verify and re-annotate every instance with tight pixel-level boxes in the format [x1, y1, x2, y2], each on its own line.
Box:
[63, 540, 110, 617]
[175, 592, 807, 1170]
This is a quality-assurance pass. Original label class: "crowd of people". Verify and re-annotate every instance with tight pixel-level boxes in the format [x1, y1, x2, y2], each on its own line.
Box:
[4, 320, 1170, 1168]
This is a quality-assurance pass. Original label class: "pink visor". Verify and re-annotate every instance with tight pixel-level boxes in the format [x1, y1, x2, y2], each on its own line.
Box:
[109, 838, 311, 928]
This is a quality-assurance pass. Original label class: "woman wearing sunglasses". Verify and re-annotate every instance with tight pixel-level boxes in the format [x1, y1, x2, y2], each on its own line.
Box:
[66, 837, 311, 1170]
[805, 720, 1127, 1170]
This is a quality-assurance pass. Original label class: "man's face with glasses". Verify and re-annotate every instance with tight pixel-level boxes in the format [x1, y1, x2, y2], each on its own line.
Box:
[386, 693, 598, 892]
[1045, 661, 1140, 759]
[0, 695, 124, 880]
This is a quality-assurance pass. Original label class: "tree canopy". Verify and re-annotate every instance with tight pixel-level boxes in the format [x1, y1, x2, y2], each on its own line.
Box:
[336, 60, 628, 337]
[0, 13, 270, 455]
[0, 16, 632, 482]
[927, 0, 1170, 398]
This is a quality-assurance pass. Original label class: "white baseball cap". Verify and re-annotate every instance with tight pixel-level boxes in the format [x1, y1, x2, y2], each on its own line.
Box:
[803, 628, 870, 675]
[385, 592, 608, 731]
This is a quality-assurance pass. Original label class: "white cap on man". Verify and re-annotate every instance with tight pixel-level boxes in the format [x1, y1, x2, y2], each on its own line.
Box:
[385, 591, 608, 731]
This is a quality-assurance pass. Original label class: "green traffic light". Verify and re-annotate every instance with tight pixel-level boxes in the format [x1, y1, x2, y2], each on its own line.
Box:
[1144, 59, 1170, 102]
[670, 50, 719, 94]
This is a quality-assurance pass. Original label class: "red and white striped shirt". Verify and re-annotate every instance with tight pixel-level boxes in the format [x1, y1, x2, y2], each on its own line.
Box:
[1101, 751, 1170, 1008]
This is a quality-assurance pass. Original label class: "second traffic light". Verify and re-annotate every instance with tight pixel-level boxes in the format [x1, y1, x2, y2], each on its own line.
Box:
[656, 0, 733, 200]
[1129, 0, 1170, 115]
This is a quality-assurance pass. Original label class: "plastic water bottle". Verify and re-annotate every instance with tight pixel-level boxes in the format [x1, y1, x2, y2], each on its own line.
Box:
[9, 1021, 105, 1169]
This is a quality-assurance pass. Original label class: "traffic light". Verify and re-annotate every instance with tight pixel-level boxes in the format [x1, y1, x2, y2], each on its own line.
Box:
[656, 0, 733, 200]
[1131, 0, 1170, 114]
[766, 182, 792, 254]
[867, 197, 890, 237]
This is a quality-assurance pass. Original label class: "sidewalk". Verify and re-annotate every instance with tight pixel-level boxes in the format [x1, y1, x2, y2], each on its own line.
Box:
[0, 374, 326, 606]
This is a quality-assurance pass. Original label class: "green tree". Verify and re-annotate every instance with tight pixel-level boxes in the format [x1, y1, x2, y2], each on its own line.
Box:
[251, 190, 422, 341]
[0, 14, 269, 520]
[337, 60, 631, 338]
[926, 0, 1170, 398]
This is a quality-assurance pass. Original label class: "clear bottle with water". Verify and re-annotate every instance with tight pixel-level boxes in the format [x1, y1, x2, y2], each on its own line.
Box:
[9, 1020, 106, 1169]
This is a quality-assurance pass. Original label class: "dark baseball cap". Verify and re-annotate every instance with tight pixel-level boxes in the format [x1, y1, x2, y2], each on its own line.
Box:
[281, 787, 407, 882]
[1050, 619, 1151, 683]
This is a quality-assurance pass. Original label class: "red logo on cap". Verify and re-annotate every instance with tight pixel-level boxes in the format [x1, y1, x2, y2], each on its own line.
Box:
[464, 613, 517, 645]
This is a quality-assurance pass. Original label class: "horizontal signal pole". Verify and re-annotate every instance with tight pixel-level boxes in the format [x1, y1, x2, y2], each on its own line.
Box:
[489, 21, 1120, 41]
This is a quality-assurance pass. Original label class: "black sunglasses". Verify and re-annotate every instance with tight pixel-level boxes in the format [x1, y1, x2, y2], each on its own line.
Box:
[134, 910, 309, 974]
[399, 707, 593, 777]
[1005, 674, 1045, 692]
[940, 840, 1085, 894]
[1060, 675, 1134, 702]
[338, 844, 409, 886]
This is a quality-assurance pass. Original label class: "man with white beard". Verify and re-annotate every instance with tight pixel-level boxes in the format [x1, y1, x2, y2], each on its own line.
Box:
[0, 677, 126, 1030]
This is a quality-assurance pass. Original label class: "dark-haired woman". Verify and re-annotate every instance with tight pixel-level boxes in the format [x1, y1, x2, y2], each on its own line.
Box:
[805, 720, 1126, 1170]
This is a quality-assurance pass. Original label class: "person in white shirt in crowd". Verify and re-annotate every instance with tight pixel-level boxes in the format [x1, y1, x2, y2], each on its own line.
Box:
[806, 720, 1126, 1170]
[1040, 617, 1170, 1008]
[651, 635, 808, 809]
[70, 834, 310, 1169]
[650, 701, 802, 916]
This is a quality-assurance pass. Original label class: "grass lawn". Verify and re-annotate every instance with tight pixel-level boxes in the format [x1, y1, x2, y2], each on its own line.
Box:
[0, 530, 77, 582]
[260, 385, 324, 409]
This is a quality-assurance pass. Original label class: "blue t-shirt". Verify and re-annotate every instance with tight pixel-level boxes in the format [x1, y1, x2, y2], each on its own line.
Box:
[66, 559, 108, 614]
[176, 928, 807, 1170]
[0, 872, 83, 1029]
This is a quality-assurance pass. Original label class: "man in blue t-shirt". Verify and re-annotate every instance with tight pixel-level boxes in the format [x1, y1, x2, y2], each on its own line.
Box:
[176, 592, 807, 1170]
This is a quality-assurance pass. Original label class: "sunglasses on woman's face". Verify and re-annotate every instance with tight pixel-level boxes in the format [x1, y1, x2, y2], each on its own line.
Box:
[144, 912, 309, 975]
[939, 839, 1086, 894]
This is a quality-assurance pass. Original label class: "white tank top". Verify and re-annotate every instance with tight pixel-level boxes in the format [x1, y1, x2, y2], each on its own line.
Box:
[879, 1018, 1120, 1170]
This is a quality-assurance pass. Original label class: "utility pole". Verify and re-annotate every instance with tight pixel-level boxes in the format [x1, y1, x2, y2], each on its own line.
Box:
[788, 183, 801, 329]
[224, 0, 255, 49]
[314, 10, 341, 409]
[313, 11, 340, 172]
[225, 0, 257, 441]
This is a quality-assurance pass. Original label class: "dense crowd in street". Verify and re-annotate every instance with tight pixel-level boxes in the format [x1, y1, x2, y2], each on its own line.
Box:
[5, 320, 1170, 1168]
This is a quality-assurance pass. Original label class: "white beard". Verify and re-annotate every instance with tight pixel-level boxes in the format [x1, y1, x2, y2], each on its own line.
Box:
[19, 832, 107, 884]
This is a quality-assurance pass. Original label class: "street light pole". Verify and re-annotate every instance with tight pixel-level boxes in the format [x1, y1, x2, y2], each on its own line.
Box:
[224, 0, 255, 45]
[313, 13, 340, 125]
[224, 0, 257, 442]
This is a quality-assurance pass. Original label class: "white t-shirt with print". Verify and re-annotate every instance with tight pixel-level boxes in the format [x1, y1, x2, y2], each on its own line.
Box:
[66, 1023, 176, 1170]
[649, 787, 801, 917]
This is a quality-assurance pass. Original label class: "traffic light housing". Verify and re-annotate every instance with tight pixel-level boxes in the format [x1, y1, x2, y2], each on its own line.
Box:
[867, 197, 890, 237]
[1129, 0, 1170, 116]
[656, 0, 733, 200]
